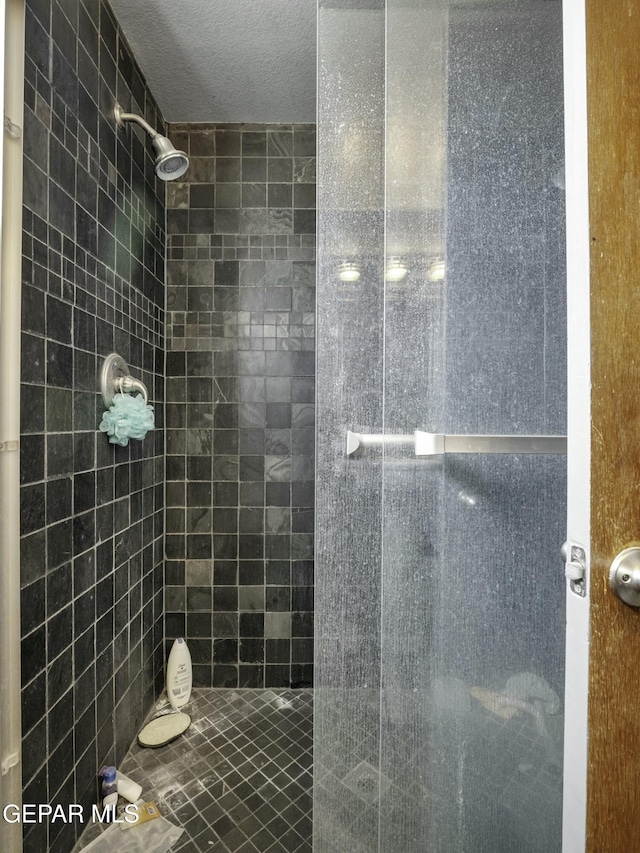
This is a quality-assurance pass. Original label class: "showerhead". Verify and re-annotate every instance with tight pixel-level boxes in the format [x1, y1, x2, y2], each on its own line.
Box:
[114, 103, 189, 182]
[151, 134, 190, 181]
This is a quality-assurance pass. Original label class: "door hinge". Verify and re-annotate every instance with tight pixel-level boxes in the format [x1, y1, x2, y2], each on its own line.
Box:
[3, 115, 21, 138]
[1, 752, 19, 775]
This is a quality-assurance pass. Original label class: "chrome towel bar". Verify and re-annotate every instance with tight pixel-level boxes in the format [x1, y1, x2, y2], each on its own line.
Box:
[346, 430, 567, 457]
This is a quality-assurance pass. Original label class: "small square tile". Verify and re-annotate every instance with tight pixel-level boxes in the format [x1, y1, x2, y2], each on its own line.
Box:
[264, 613, 291, 639]
[238, 586, 265, 612]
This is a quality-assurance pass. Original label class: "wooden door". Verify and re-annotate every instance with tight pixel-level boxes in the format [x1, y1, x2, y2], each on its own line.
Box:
[585, 0, 640, 849]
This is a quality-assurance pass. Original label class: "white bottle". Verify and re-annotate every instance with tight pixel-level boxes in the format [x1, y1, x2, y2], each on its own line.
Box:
[116, 770, 143, 803]
[167, 638, 192, 709]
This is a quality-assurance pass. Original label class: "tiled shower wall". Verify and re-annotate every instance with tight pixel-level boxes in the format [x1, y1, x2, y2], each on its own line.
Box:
[19, 1, 165, 850]
[164, 123, 315, 689]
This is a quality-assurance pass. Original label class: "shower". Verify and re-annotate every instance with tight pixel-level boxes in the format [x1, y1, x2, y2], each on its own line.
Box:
[3, 0, 585, 850]
[114, 103, 189, 180]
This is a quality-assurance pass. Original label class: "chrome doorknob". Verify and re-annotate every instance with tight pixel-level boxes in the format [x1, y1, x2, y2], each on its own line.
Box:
[609, 547, 640, 607]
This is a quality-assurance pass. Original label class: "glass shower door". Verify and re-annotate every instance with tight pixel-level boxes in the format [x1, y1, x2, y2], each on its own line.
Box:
[315, 1, 567, 851]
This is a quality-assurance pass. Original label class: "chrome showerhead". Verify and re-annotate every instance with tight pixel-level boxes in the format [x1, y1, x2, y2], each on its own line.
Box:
[151, 134, 189, 181]
[114, 103, 189, 182]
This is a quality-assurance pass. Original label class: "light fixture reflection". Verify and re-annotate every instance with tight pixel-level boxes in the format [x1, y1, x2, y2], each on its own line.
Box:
[429, 258, 445, 281]
[385, 259, 408, 282]
[458, 489, 477, 507]
[338, 262, 361, 282]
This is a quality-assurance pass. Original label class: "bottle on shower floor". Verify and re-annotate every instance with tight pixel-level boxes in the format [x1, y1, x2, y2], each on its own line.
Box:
[100, 766, 118, 820]
[166, 637, 192, 710]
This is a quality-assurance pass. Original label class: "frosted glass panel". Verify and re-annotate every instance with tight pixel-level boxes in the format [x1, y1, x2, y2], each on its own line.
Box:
[315, 3, 385, 851]
[315, 1, 566, 851]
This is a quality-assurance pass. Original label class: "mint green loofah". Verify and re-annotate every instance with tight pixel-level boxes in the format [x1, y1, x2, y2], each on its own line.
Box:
[99, 393, 155, 447]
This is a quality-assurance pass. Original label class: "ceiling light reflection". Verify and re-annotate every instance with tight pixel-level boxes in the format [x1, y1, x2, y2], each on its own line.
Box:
[429, 258, 445, 281]
[385, 259, 408, 282]
[338, 262, 361, 282]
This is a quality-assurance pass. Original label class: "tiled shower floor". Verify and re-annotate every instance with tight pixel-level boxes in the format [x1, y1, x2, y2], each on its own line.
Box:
[76, 689, 313, 853]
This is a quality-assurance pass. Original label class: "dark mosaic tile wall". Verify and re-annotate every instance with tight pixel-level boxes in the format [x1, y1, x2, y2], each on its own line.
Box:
[164, 123, 315, 689]
[19, 2, 165, 850]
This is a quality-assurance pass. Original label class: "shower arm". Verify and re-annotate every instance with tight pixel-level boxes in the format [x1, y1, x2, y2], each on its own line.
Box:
[114, 103, 189, 182]
[114, 104, 159, 140]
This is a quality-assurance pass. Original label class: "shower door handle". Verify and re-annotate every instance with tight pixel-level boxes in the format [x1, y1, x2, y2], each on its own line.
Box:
[346, 430, 567, 456]
[420, 433, 567, 455]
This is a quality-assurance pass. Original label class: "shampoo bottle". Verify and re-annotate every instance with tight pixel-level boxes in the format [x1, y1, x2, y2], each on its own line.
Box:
[167, 637, 192, 709]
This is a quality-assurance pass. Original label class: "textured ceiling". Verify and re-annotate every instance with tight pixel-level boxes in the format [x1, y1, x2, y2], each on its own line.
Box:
[109, 0, 317, 123]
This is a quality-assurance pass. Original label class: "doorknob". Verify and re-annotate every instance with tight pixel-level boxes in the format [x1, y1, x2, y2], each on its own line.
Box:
[609, 547, 640, 607]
